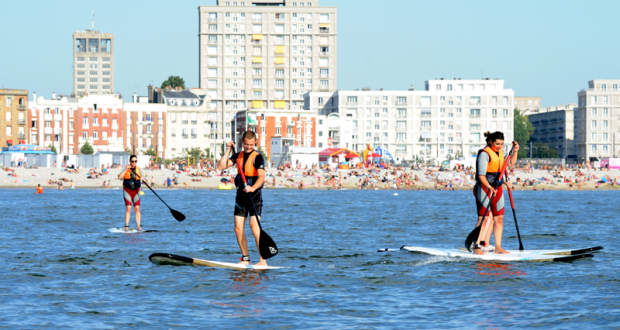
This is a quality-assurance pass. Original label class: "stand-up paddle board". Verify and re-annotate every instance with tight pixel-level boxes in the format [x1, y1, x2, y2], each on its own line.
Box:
[149, 253, 285, 270]
[108, 228, 159, 234]
[398, 246, 598, 262]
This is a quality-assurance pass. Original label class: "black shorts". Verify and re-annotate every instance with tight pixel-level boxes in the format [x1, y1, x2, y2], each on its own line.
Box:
[234, 189, 263, 218]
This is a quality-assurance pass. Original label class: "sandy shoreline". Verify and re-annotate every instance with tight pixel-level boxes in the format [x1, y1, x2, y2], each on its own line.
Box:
[2, 166, 619, 191]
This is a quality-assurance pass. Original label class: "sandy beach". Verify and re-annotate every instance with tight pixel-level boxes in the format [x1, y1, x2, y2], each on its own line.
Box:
[2, 165, 619, 191]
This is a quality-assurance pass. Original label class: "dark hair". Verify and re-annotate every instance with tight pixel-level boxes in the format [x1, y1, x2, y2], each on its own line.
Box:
[242, 130, 256, 141]
[130, 154, 138, 161]
[484, 131, 504, 145]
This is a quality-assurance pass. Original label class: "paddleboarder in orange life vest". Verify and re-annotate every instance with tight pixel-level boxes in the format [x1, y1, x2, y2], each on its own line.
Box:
[217, 131, 267, 266]
[118, 155, 144, 231]
[473, 131, 519, 255]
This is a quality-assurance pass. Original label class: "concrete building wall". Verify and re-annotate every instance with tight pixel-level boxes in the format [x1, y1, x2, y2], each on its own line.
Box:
[0, 89, 29, 147]
[123, 102, 167, 158]
[528, 103, 576, 158]
[514, 96, 541, 115]
[73, 30, 114, 96]
[198, 0, 337, 151]
[576, 80, 620, 161]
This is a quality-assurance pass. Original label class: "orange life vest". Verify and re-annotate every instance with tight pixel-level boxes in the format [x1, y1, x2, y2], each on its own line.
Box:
[481, 146, 504, 173]
[237, 151, 258, 177]
[37, 186, 43, 194]
[124, 167, 141, 180]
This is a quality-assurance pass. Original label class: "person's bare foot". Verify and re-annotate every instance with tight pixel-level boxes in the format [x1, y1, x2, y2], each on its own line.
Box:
[137, 227, 143, 231]
[238, 260, 251, 265]
[124, 226, 129, 231]
[473, 248, 484, 255]
[255, 260, 268, 266]
[495, 247, 510, 254]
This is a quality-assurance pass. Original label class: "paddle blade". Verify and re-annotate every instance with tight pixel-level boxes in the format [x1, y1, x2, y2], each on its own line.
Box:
[171, 209, 186, 222]
[259, 230, 278, 259]
[464, 226, 481, 252]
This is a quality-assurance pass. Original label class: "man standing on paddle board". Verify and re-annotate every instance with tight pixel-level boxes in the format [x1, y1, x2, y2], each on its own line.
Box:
[118, 155, 143, 231]
[217, 131, 267, 266]
[473, 131, 519, 255]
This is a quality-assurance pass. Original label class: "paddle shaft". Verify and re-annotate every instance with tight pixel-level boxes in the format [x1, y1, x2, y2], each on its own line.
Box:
[142, 181, 173, 210]
[504, 169, 524, 251]
[468, 145, 515, 248]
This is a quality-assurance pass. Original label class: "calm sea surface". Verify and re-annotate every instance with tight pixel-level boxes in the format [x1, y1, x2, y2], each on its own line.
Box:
[1, 188, 619, 329]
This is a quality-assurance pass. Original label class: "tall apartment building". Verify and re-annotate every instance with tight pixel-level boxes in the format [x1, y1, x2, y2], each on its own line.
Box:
[0, 89, 29, 147]
[514, 96, 541, 115]
[29, 93, 125, 154]
[73, 30, 114, 96]
[198, 0, 337, 148]
[528, 103, 577, 159]
[576, 80, 620, 161]
[305, 79, 514, 162]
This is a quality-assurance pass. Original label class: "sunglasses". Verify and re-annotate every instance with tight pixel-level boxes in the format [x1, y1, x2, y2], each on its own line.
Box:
[131, 160, 137, 163]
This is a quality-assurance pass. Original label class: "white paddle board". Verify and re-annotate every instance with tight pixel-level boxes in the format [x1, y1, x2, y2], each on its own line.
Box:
[108, 228, 159, 234]
[399, 246, 597, 262]
[149, 253, 285, 270]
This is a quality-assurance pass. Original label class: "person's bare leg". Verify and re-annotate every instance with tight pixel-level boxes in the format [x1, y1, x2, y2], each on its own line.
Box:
[249, 215, 267, 266]
[124, 205, 131, 230]
[135, 205, 142, 231]
[474, 214, 493, 255]
[493, 215, 509, 254]
[234, 215, 250, 264]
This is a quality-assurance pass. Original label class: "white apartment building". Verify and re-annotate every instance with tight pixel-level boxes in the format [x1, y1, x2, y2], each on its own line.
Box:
[73, 30, 114, 96]
[528, 104, 577, 159]
[305, 79, 515, 163]
[198, 0, 337, 143]
[29, 92, 73, 154]
[576, 80, 620, 161]
[162, 90, 213, 158]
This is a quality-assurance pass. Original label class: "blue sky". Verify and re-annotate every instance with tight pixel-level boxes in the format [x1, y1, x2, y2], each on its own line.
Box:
[2, 0, 619, 106]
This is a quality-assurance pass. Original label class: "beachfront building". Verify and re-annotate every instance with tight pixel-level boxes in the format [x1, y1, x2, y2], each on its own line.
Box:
[29, 93, 125, 154]
[124, 95, 167, 158]
[0, 89, 29, 147]
[198, 0, 338, 143]
[576, 80, 620, 161]
[150, 88, 212, 159]
[528, 103, 577, 159]
[234, 108, 317, 165]
[305, 79, 515, 163]
[29, 92, 73, 153]
[73, 30, 114, 96]
[514, 96, 541, 115]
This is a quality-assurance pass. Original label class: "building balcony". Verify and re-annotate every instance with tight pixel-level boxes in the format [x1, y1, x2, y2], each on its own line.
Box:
[182, 134, 188, 139]
[191, 120, 197, 125]
[182, 120, 188, 124]
[17, 105, 27, 111]
[54, 114, 62, 121]
[420, 126, 431, 131]
[17, 119, 26, 125]
[44, 114, 53, 120]
[191, 134, 197, 139]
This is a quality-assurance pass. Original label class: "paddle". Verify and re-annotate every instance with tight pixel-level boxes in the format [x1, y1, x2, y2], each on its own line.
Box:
[464, 144, 514, 251]
[504, 169, 524, 251]
[233, 146, 279, 259]
[141, 181, 186, 221]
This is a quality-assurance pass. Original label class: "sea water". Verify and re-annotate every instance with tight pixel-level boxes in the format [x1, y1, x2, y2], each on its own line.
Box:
[1, 189, 618, 328]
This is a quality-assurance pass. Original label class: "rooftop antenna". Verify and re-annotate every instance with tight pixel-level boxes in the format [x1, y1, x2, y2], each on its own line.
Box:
[92, 10, 95, 30]
[481, 69, 483, 79]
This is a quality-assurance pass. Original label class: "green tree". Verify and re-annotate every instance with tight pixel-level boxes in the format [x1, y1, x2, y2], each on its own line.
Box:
[125, 147, 132, 155]
[446, 154, 453, 161]
[49, 144, 58, 154]
[161, 76, 185, 89]
[184, 147, 205, 160]
[144, 147, 157, 157]
[80, 141, 94, 155]
[513, 109, 535, 158]
[532, 143, 560, 158]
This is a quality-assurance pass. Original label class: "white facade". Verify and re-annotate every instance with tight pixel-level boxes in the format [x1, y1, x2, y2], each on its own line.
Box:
[306, 79, 515, 162]
[124, 102, 167, 157]
[29, 92, 73, 154]
[163, 91, 213, 158]
[576, 80, 620, 160]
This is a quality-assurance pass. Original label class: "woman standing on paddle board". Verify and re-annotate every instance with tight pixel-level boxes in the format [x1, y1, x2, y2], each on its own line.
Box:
[118, 155, 143, 231]
[473, 132, 519, 255]
[217, 131, 267, 266]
